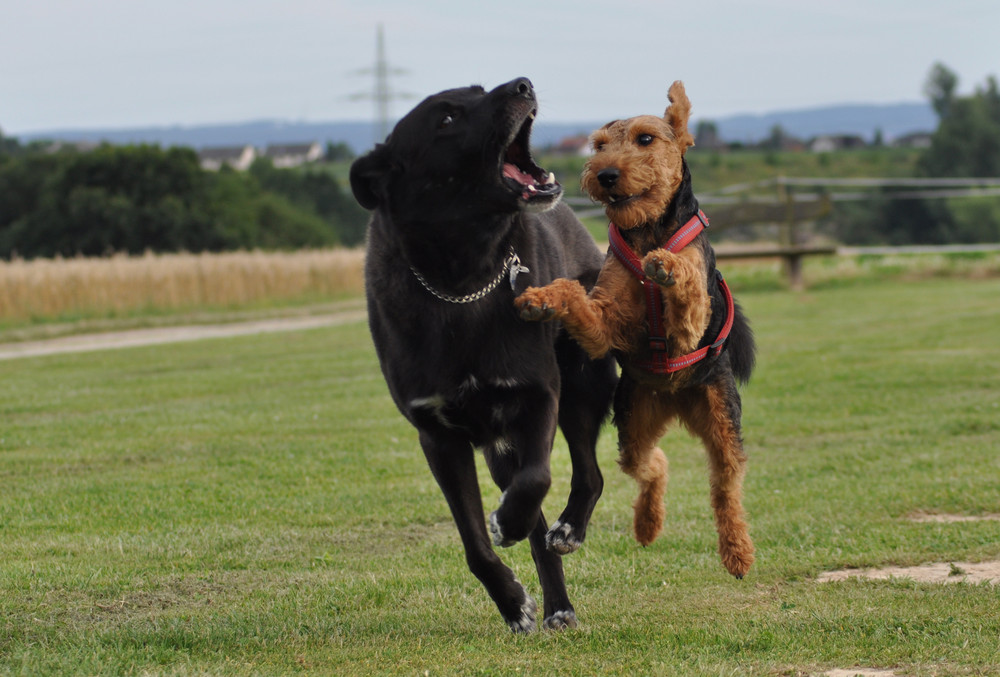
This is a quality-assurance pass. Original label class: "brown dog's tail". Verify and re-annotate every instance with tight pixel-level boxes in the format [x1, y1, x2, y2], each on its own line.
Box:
[727, 302, 756, 385]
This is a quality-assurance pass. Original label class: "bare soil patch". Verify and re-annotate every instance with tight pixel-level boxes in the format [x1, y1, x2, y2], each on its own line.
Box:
[821, 670, 896, 677]
[817, 560, 1000, 585]
[905, 511, 1000, 524]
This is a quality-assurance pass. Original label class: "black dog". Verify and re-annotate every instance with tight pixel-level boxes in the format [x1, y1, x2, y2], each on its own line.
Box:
[350, 78, 617, 632]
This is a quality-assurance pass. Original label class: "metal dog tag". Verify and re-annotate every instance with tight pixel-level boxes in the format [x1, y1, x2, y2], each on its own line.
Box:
[509, 253, 530, 291]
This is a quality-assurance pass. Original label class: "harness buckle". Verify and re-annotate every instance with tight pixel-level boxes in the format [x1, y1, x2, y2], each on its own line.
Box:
[648, 336, 668, 353]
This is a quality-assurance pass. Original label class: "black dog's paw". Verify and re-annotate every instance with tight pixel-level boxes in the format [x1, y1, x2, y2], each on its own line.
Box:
[643, 258, 676, 287]
[542, 609, 578, 631]
[489, 510, 517, 548]
[506, 590, 538, 634]
[545, 520, 582, 555]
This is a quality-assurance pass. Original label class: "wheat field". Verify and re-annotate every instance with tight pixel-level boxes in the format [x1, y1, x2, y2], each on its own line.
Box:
[0, 248, 366, 322]
[3, 246, 998, 328]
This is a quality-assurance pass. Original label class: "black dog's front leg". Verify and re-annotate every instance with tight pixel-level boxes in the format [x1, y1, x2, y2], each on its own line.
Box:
[485, 389, 558, 547]
[418, 428, 537, 633]
[484, 445, 577, 630]
[549, 342, 617, 555]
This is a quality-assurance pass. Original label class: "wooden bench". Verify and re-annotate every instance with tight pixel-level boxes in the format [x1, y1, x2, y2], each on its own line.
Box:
[714, 244, 837, 290]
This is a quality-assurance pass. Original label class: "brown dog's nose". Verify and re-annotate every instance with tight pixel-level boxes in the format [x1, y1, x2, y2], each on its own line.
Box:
[597, 168, 620, 188]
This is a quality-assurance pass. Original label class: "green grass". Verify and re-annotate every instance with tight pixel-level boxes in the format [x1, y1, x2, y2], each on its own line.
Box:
[329, 147, 921, 203]
[683, 146, 922, 192]
[538, 147, 922, 201]
[540, 147, 924, 243]
[2, 276, 1000, 675]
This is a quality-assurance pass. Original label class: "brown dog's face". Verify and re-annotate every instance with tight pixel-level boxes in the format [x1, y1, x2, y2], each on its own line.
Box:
[581, 81, 695, 229]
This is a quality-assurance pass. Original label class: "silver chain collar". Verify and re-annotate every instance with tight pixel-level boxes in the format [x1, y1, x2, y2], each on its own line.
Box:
[410, 246, 530, 304]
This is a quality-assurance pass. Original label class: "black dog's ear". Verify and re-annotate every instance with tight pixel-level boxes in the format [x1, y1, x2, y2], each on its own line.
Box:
[350, 144, 392, 210]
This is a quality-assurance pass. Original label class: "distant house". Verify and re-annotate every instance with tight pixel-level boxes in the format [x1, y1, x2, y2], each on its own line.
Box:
[549, 134, 592, 156]
[44, 140, 100, 154]
[263, 142, 323, 168]
[199, 145, 256, 171]
[694, 121, 727, 151]
[892, 132, 933, 149]
[809, 134, 867, 152]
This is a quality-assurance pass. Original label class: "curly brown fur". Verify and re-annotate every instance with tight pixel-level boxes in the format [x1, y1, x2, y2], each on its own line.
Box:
[515, 81, 756, 578]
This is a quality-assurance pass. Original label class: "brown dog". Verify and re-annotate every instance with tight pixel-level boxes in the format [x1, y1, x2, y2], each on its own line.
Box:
[514, 81, 757, 578]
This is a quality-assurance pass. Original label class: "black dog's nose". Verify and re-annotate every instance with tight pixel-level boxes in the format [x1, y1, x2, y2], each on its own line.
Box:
[507, 77, 534, 97]
[597, 168, 620, 188]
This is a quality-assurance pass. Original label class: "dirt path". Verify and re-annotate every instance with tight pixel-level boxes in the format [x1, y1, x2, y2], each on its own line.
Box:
[0, 309, 367, 361]
[818, 559, 1000, 586]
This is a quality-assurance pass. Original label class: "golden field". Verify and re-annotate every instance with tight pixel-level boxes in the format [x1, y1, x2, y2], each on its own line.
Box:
[0, 248, 365, 323]
[2, 245, 997, 332]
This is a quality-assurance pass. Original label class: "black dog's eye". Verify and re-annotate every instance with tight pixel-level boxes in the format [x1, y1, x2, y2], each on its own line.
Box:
[439, 114, 455, 129]
[637, 134, 654, 146]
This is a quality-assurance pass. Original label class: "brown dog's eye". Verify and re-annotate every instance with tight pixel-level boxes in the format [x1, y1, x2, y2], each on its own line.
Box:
[637, 134, 654, 146]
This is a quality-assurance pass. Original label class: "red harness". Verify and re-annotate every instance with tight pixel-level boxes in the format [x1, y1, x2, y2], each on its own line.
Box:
[608, 210, 735, 375]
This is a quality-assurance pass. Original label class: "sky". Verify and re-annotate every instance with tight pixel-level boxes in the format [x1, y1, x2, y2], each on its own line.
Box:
[3, 0, 998, 135]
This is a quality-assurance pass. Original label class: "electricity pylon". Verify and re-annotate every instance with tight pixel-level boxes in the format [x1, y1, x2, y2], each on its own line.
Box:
[349, 24, 413, 143]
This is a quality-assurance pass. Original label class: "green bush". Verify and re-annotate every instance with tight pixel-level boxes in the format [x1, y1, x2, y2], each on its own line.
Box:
[0, 145, 367, 259]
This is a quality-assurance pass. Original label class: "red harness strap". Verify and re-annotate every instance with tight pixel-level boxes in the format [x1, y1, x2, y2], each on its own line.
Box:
[608, 210, 735, 375]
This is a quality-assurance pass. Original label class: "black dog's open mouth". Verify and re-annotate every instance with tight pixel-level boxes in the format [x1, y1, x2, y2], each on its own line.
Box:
[501, 110, 561, 202]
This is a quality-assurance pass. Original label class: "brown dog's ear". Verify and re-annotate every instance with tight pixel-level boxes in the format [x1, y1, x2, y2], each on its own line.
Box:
[663, 81, 695, 152]
[350, 144, 391, 210]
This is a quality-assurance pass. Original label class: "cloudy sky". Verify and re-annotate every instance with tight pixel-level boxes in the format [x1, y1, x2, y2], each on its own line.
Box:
[3, 0, 998, 134]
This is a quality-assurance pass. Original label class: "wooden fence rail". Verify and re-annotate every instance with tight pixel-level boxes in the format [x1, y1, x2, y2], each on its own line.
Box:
[565, 176, 1000, 289]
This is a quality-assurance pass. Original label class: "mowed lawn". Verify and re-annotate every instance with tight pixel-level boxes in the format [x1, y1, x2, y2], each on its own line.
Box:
[2, 275, 999, 676]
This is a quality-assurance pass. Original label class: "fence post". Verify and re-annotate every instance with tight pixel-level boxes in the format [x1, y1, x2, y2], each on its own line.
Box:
[777, 177, 804, 291]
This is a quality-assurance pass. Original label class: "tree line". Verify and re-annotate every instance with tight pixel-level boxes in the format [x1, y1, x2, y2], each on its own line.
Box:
[0, 142, 368, 260]
[829, 63, 1000, 245]
[2, 62, 998, 257]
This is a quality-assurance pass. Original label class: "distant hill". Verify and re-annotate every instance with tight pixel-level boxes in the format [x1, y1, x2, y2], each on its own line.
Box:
[18, 102, 936, 155]
[20, 120, 379, 155]
[710, 102, 937, 144]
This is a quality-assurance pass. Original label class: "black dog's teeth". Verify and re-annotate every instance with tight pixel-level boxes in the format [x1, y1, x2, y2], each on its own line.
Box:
[501, 109, 560, 198]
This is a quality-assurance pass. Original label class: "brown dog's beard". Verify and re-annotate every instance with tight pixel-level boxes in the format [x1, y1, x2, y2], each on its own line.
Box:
[600, 185, 676, 231]
[581, 160, 682, 231]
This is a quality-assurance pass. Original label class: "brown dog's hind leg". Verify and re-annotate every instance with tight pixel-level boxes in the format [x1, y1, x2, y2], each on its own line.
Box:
[613, 375, 674, 546]
[679, 378, 755, 578]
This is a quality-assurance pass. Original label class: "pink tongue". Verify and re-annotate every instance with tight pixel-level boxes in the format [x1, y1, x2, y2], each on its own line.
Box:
[503, 163, 536, 186]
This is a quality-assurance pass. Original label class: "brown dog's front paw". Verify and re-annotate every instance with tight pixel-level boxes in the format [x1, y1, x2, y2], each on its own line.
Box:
[520, 302, 557, 322]
[515, 288, 560, 322]
[641, 253, 677, 287]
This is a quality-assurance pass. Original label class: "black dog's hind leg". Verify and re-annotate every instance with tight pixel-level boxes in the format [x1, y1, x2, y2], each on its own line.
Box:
[419, 428, 537, 633]
[484, 444, 577, 630]
[546, 340, 617, 554]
